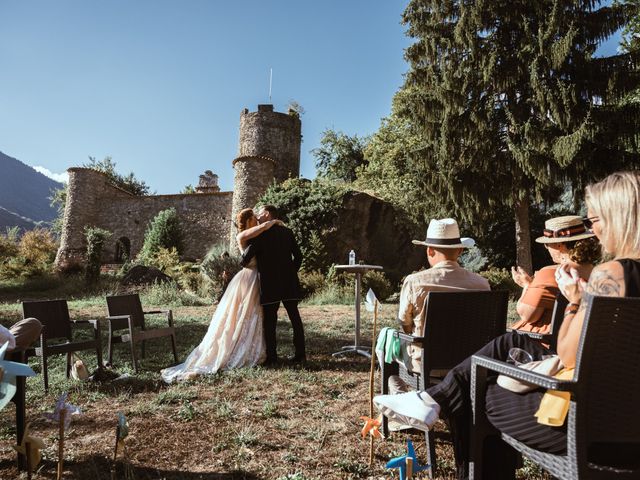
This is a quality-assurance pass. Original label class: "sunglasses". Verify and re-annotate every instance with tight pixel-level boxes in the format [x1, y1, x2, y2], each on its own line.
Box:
[582, 216, 600, 229]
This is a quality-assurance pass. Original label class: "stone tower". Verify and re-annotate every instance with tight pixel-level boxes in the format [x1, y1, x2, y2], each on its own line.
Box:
[54, 167, 132, 270]
[230, 104, 302, 250]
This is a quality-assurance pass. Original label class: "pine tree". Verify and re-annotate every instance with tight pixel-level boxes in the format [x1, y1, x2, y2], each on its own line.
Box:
[397, 0, 640, 272]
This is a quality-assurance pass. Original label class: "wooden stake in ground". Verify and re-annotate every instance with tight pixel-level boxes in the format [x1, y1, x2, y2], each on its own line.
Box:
[57, 409, 65, 480]
[367, 298, 379, 466]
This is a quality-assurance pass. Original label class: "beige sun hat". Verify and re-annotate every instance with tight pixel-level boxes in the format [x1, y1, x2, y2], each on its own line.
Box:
[412, 218, 475, 249]
[535, 215, 596, 244]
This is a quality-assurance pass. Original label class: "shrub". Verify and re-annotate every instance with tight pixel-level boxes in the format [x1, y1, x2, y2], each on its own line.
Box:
[138, 208, 183, 264]
[200, 243, 241, 300]
[85, 226, 111, 285]
[0, 227, 20, 260]
[298, 270, 326, 298]
[361, 270, 395, 301]
[479, 267, 520, 298]
[304, 265, 354, 305]
[0, 228, 58, 279]
[140, 281, 207, 307]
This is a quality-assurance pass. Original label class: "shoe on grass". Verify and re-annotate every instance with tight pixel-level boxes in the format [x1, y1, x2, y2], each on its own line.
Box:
[373, 391, 441, 432]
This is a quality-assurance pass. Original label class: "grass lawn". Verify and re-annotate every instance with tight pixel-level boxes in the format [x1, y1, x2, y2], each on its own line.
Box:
[0, 288, 548, 479]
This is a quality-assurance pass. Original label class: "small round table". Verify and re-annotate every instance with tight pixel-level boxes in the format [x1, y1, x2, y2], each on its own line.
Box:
[332, 264, 384, 358]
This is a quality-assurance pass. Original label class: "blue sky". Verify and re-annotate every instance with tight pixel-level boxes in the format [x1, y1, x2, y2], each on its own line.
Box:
[0, 1, 622, 193]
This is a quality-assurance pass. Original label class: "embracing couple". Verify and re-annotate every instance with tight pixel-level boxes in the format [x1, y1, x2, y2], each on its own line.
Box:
[161, 205, 306, 383]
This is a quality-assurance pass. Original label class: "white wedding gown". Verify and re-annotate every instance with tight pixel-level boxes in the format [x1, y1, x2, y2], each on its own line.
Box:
[161, 257, 266, 383]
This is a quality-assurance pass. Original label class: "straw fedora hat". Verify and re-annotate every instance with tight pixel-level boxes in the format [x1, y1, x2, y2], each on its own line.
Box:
[535, 215, 595, 244]
[412, 218, 475, 249]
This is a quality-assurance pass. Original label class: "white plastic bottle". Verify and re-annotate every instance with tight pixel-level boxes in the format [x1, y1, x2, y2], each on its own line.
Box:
[349, 250, 356, 266]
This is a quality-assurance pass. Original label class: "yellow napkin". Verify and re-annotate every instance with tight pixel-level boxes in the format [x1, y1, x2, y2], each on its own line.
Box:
[535, 368, 575, 427]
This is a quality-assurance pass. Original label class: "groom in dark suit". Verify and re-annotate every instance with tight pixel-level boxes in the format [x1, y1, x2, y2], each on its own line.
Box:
[240, 205, 306, 365]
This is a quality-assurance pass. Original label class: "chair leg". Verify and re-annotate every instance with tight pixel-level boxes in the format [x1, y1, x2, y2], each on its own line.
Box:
[170, 333, 178, 364]
[128, 323, 138, 373]
[107, 324, 114, 366]
[65, 352, 72, 378]
[41, 354, 49, 392]
[425, 430, 437, 479]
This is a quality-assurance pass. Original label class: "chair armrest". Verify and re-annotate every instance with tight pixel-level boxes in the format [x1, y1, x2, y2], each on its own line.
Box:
[144, 310, 170, 315]
[71, 319, 99, 327]
[507, 328, 551, 342]
[105, 315, 131, 321]
[471, 355, 576, 392]
[392, 331, 425, 344]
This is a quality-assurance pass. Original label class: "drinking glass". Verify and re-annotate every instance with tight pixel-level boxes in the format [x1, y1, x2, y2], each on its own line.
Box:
[508, 347, 533, 366]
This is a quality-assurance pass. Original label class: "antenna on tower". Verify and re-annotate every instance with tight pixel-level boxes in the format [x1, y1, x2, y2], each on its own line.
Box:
[269, 68, 273, 103]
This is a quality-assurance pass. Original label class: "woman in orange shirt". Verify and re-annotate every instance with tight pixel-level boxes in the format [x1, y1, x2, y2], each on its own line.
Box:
[510, 215, 600, 336]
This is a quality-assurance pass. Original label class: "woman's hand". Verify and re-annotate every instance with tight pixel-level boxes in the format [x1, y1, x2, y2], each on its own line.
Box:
[267, 219, 285, 228]
[555, 264, 586, 304]
[511, 266, 533, 288]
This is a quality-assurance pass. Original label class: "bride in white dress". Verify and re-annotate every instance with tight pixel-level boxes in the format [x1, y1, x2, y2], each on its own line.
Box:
[161, 208, 282, 383]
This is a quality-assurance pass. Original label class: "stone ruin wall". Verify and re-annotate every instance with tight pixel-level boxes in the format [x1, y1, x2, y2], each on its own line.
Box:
[55, 167, 232, 269]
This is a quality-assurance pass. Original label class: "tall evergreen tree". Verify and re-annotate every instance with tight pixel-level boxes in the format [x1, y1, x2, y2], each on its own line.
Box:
[397, 0, 640, 272]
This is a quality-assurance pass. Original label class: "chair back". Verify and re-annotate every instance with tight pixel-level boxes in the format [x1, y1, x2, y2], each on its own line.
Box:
[22, 299, 72, 340]
[546, 294, 569, 351]
[421, 290, 509, 373]
[573, 295, 640, 470]
[106, 294, 145, 330]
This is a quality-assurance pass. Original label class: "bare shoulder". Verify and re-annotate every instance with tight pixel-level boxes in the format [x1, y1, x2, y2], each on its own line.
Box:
[585, 261, 625, 297]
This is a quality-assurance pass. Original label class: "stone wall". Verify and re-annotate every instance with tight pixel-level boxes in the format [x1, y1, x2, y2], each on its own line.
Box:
[55, 168, 233, 269]
[323, 191, 426, 285]
[99, 191, 233, 262]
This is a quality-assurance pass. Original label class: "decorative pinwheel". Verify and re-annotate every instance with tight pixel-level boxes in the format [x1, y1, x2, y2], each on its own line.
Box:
[0, 341, 36, 410]
[44, 392, 81, 430]
[359, 415, 382, 439]
[45, 392, 81, 480]
[386, 440, 430, 480]
[13, 423, 46, 475]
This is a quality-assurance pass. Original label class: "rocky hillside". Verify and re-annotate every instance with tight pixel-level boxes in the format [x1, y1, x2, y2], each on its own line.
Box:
[0, 151, 63, 231]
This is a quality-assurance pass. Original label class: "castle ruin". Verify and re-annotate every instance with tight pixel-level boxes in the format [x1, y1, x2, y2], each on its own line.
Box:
[54, 104, 301, 270]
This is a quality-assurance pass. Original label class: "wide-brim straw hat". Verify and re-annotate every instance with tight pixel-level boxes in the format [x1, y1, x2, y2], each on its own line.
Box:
[412, 218, 475, 249]
[535, 215, 596, 244]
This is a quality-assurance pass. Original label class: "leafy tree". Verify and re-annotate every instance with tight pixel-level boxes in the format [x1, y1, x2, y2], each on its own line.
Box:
[396, 0, 640, 272]
[137, 208, 183, 264]
[84, 156, 150, 196]
[181, 184, 196, 194]
[312, 129, 369, 183]
[260, 178, 345, 272]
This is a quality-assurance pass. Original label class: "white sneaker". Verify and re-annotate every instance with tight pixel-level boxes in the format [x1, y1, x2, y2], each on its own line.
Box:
[374, 391, 440, 432]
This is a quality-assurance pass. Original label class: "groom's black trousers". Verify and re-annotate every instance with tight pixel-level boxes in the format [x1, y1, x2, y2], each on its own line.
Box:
[263, 300, 305, 361]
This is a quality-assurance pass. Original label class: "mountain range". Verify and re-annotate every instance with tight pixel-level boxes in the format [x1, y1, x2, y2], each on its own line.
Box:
[0, 151, 63, 232]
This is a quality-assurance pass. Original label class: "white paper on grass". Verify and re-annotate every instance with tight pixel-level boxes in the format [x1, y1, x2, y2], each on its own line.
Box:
[364, 288, 379, 312]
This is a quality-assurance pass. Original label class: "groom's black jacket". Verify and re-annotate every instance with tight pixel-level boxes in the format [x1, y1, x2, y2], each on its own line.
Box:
[240, 225, 302, 305]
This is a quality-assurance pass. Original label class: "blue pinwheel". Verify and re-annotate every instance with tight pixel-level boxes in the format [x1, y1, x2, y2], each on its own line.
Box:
[0, 341, 36, 410]
[386, 440, 430, 479]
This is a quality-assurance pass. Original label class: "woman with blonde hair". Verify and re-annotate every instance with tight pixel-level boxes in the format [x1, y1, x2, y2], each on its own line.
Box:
[161, 208, 283, 383]
[374, 171, 640, 479]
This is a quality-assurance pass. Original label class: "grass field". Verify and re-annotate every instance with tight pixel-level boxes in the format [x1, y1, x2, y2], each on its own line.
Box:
[0, 285, 548, 479]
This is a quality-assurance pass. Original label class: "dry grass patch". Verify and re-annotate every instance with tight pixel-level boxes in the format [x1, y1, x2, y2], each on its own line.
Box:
[0, 302, 548, 479]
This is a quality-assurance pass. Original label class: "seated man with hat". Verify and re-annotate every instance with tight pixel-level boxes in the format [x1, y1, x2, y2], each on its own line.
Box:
[390, 218, 489, 395]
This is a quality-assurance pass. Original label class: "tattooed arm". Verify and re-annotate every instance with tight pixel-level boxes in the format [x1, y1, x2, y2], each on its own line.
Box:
[557, 261, 625, 368]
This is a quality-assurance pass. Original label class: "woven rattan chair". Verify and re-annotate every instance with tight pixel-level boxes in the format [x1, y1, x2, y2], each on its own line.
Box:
[380, 290, 509, 477]
[105, 294, 178, 373]
[511, 294, 569, 352]
[470, 295, 640, 479]
[22, 299, 102, 391]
